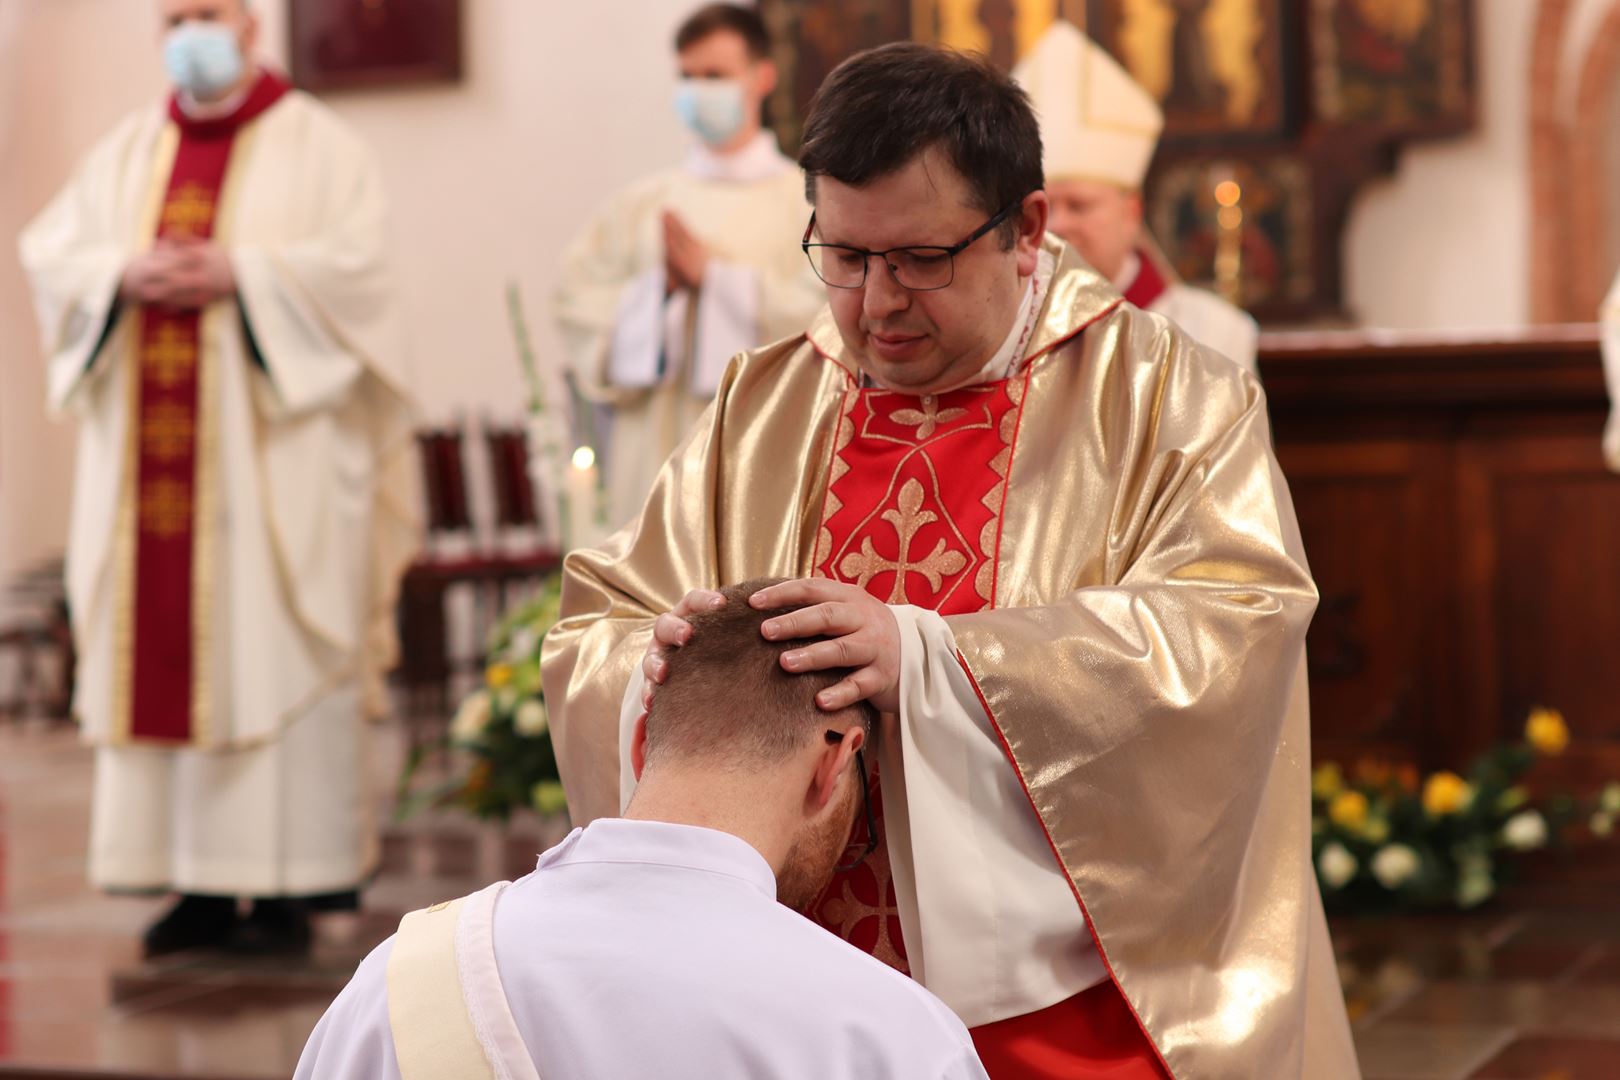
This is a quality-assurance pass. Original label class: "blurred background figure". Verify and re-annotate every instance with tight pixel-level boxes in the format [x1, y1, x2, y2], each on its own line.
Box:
[552, 2, 823, 529]
[16, 0, 417, 956]
[1012, 20, 1258, 374]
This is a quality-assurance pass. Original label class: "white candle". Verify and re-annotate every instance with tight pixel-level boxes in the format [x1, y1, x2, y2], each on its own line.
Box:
[564, 445, 602, 551]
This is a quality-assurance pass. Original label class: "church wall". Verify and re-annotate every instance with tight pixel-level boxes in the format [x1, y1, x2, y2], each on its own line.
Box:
[1344, 0, 1619, 330]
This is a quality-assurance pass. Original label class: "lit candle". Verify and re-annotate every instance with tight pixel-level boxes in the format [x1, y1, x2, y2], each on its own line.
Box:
[564, 445, 602, 551]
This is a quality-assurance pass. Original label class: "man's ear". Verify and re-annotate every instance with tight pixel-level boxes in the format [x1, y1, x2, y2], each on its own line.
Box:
[1016, 189, 1050, 278]
[753, 58, 779, 101]
[631, 711, 650, 782]
[806, 724, 864, 814]
[240, 5, 260, 56]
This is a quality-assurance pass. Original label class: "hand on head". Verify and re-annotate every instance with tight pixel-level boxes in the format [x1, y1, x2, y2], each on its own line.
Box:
[629, 578, 881, 910]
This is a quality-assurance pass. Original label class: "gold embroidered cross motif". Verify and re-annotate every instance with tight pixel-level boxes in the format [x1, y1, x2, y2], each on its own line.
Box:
[889, 394, 968, 440]
[839, 478, 968, 603]
[140, 477, 191, 538]
[144, 325, 195, 387]
[162, 182, 215, 237]
[141, 402, 195, 463]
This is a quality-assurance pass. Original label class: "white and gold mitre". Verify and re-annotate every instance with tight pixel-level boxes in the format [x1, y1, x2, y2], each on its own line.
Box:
[1011, 20, 1164, 190]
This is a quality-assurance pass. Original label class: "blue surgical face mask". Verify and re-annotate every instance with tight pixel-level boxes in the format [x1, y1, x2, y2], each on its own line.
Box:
[674, 78, 748, 148]
[163, 21, 245, 100]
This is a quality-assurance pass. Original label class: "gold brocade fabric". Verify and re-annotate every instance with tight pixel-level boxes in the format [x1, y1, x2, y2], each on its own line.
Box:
[540, 237, 1360, 1079]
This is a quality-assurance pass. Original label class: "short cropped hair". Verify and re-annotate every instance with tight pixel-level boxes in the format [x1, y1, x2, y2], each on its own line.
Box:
[674, 3, 772, 60]
[798, 42, 1044, 247]
[644, 578, 877, 769]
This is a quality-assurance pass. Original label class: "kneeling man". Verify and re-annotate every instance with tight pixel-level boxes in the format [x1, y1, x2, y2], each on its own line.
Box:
[295, 579, 987, 1080]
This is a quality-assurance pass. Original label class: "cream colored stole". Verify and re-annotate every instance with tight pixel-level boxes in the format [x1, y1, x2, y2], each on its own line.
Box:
[386, 881, 541, 1080]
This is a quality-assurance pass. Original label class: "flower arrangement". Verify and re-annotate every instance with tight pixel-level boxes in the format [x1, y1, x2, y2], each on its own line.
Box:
[396, 575, 570, 823]
[1312, 707, 1620, 913]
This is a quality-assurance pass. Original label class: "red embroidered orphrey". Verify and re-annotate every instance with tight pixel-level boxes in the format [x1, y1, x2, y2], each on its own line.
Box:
[806, 377, 1025, 972]
[127, 72, 288, 743]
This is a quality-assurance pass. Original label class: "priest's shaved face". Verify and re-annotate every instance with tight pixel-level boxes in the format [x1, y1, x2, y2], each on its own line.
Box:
[1047, 178, 1142, 283]
[643, 579, 874, 911]
[799, 43, 1048, 394]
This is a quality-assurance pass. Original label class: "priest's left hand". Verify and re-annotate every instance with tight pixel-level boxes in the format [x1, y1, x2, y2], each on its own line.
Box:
[751, 579, 901, 714]
[662, 211, 710, 292]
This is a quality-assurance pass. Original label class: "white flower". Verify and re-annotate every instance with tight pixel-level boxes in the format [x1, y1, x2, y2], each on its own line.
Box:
[1601, 783, 1620, 816]
[1370, 844, 1421, 890]
[514, 698, 549, 737]
[1501, 810, 1548, 851]
[450, 691, 492, 743]
[1317, 842, 1358, 890]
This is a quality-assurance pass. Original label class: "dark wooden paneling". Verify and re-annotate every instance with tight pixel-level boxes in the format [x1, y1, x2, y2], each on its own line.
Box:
[1261, 326, 1620, 799]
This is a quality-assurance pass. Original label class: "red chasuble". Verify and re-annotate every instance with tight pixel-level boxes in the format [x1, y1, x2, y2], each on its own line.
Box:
[809, 375, 1172, 1079]
[126, 71, 289, 744]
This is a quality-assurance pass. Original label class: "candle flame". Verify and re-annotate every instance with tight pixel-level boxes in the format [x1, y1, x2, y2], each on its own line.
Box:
[571, 446, 596, 470]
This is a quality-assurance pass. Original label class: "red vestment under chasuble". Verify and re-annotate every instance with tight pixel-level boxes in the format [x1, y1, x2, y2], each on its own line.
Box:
[542, 237, 1360, 1078]
[128, 73, 290, 744]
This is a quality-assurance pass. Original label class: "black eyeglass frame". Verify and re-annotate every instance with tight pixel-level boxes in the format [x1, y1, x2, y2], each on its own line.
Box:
[800, 197, 1026, 292]
[825, 729, 878, 872]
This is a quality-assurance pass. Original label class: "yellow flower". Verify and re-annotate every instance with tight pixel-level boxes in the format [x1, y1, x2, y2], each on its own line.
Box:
[1312, 762, 1345, 802]
[486, 662, 515, 690]
[1525, 707, 1569, 756]
[1422, 771, 1473, 817]
[1329, 791, 1369, 831]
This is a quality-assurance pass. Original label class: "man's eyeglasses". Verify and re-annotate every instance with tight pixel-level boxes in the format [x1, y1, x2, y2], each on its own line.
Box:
[825, 729, 877, 872]
[801, 197, 1025, 292]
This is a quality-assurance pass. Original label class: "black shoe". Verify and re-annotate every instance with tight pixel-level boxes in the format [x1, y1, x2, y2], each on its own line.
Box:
[229, 898, 313, 956]
[142, 894, 240, 958]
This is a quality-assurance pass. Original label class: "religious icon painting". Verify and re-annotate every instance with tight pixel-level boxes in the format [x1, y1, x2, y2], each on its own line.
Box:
[911, 0, 1090, 73]
[1308, 0, 1474, 136]
[1085, 0, 1289, 138]
[289, 0, 464, 92]
[1148, 153, 1314, 312]
[760, 0, 911, 154]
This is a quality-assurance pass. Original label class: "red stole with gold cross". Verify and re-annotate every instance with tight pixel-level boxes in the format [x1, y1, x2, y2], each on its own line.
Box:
[122, 72, 288, 745]
[805, 375, 1028, 973]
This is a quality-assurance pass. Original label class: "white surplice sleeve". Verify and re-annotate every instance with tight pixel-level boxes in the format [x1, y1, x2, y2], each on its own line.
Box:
[881, 605, 1108, 1028]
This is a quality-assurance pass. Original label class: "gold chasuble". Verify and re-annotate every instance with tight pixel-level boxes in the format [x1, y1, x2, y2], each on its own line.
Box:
[542, 237, 1359, 1079]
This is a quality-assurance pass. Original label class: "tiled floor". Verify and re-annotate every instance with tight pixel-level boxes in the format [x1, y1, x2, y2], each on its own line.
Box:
[3, 724, 1619, 1079]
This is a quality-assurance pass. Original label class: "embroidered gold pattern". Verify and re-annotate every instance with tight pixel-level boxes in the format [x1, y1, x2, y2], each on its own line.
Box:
[890, 393, 968, 440]
[139, 477, 191, 538]
[838, 478, 968, 603]
[143, 324, 195, 387]
[161, 182, 215, 237]
[141, 401, 195, 462]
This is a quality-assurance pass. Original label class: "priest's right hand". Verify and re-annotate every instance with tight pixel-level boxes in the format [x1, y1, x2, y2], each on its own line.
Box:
[639, 589, 728, 710]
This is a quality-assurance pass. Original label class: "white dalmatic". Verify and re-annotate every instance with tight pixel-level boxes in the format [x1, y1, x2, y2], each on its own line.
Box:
[18, 82, 419, 897]
[1116, 251, 1260, 376]
[553, 132, 824, 528]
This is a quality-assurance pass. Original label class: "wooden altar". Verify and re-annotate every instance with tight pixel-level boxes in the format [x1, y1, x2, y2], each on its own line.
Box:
[1262, 326, 1620, 805]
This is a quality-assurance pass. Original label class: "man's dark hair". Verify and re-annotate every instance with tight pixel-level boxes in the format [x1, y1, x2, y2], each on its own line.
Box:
[798, 42, 1043, 248]
[674, 3, 772, 60]
[644, 578, 877, 769]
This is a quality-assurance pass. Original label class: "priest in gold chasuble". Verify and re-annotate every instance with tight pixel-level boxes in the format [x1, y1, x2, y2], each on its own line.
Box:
[542, 43, 1359, 1080]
